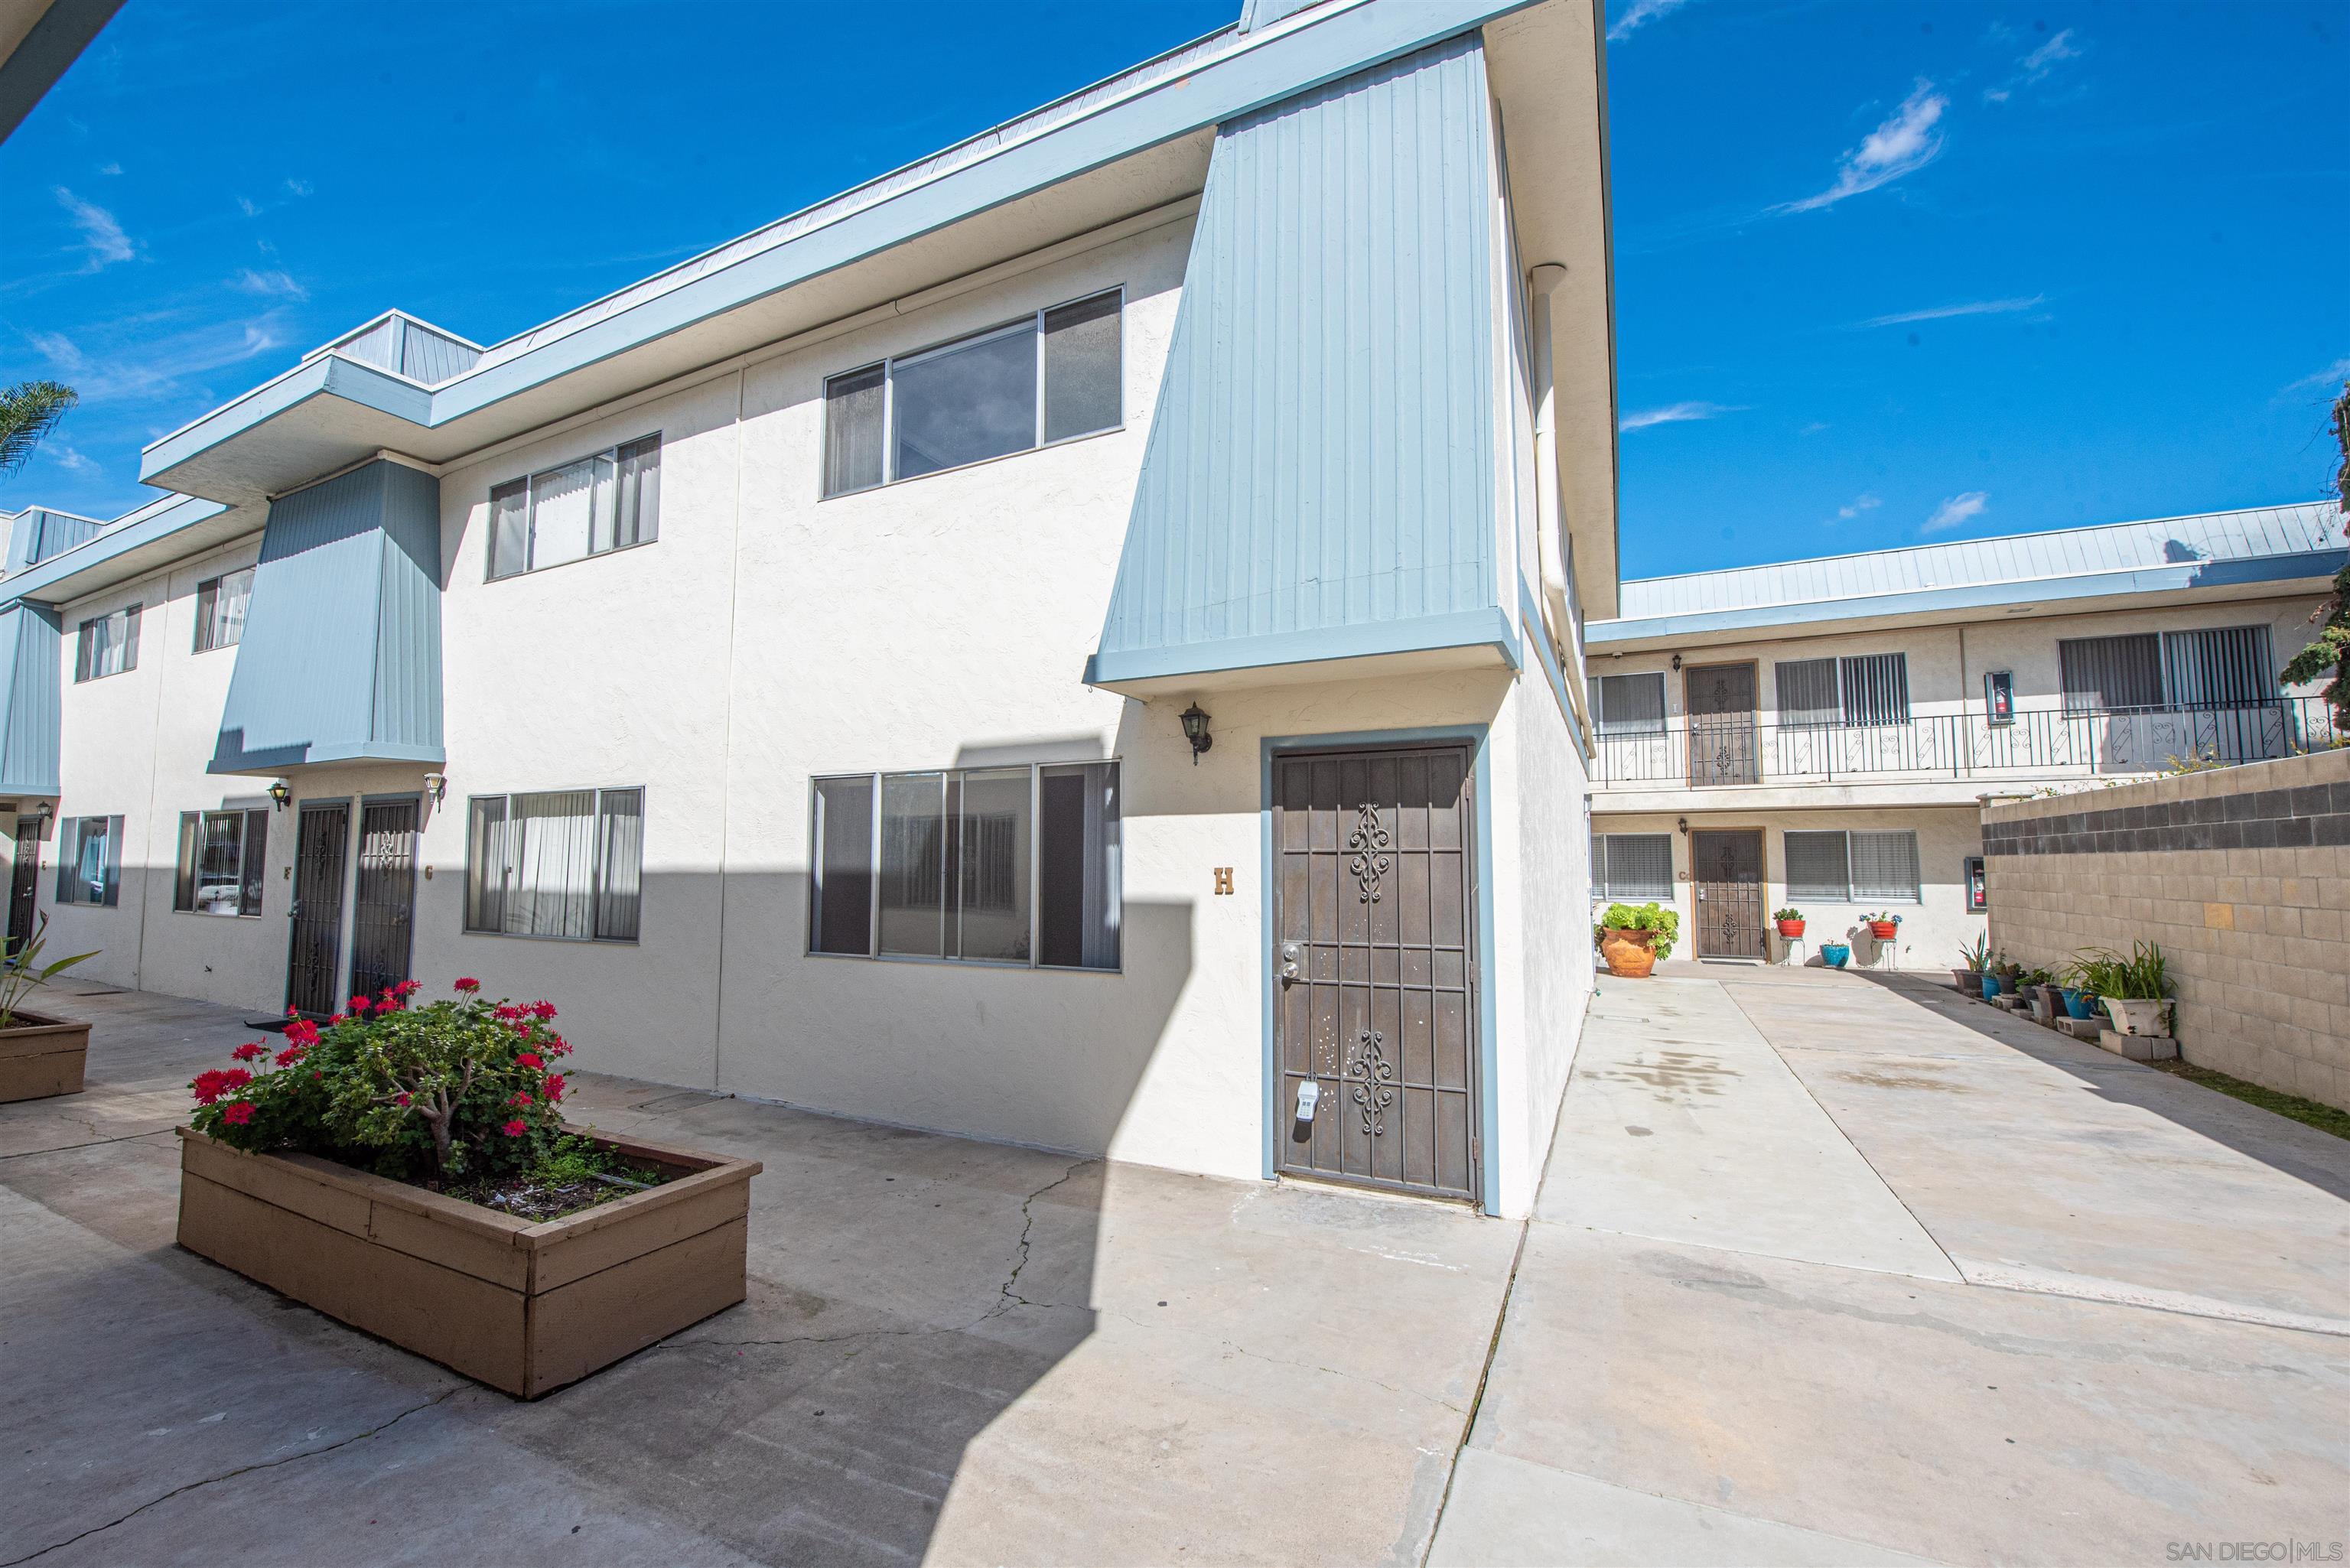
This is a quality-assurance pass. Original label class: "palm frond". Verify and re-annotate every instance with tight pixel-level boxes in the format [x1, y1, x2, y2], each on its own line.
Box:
[0, 380, 79, 479]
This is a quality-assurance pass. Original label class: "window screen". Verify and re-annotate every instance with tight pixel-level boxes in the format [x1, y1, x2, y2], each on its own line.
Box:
[1774, 659, 1839, 727]
[1783, 831, 1851, 902]
[1850, 831, 1921, 902]
[2059, 633, 2163, 713]
[1839, 654, 1910, 726]
[822, 364, 887, 498]
[1590, 672, 1667, 735]
[1596, 834, 1673, 899]
[1041, 291, 1121, 443]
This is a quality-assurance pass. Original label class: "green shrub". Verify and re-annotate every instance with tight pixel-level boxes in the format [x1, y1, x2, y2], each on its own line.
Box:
[1957, 933, 1993, 972]
[2068, 942, 2169, 1000]
[1597, 901, 1680, 961]
[187, 979, 574, 1186]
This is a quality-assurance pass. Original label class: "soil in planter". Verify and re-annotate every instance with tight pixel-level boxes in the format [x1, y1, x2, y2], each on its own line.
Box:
[336, 1137, 678, 1223]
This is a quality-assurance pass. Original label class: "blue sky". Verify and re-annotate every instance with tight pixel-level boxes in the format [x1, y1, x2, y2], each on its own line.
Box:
[4, 0, 2345, 584]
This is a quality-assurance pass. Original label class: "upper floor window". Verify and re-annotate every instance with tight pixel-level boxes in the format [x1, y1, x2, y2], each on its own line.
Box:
[464, 787, 644, 942]
[1589, 672, 1667, 735]
[1775, 653, 1909, 727]
[194, 568, 253, 653]
[73, 605, 139, 682]
[174, 808, 269, 916]
[2059, 627, 2273, 714]
[822, 288, 1122, 498]
[487, 434, 661, 581]
[55, 815, 122, 906]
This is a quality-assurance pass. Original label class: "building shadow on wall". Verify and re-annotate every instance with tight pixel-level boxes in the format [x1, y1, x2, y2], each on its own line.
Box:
[1853, 971, 2350, 1202]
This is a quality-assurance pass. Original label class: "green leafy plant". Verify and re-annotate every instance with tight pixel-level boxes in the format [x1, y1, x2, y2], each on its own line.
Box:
[2073, 942, 2170, 1000]
[1958, 933, 1994, 973]
[2022, 967, 2055, 988]
[1597, 901, 1681, 961]
[0, 915, 98, 1030]
[2278, 376, 2348, 727]
[1772, 907, 1803, 922]
[0, 380, 76, 477]
[187, 978, 576, 1186]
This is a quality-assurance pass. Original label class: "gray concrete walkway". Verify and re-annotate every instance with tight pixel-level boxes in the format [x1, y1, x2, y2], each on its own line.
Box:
[1431, 965, 2350, 1566]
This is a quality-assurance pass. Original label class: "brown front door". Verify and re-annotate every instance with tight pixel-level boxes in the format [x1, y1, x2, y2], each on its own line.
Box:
[1692, 829, 1765, 959]
[1687, 662, 1759, 786]
[1273, 744, 1481, 1204]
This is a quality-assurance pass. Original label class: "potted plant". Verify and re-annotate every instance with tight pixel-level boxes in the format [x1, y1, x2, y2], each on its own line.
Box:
[2078, 942, 2173, 1036]
[2021, 968, 2060, 1022]
[1596, 902, 1679, 978]
[2057, 958, 2102, 1020]
[1819, 941, 1851, 968]
[1773, 907, 1806, 939]
[0, 916, 99, 1104]
[176, 979, 761, 1399]
[1991, 958, 2023, 999]
[1955, 934, 1992, 994]
[1863, 911, 1902, 942]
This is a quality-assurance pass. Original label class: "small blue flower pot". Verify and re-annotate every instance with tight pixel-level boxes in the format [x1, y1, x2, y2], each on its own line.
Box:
[2062, 988, 2098, 1020]
[1980, 974, 2002, 1000]
[1820, 942, 1850, 968]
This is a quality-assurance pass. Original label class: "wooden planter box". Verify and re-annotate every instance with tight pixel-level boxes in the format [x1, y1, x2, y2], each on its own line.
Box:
[176, 1125, 761, 1398]
[0, 1010, 90, 1102]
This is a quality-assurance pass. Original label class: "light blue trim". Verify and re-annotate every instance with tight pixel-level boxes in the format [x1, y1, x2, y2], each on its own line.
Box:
[1518, 576, 1591, 765]
[1258, 723, 1502, 1215]
[1590, 551, 2349, 646]
[1092, 605, 1520, 687]
[2, 495, 229, 610]
[141, 0, 1536, 493]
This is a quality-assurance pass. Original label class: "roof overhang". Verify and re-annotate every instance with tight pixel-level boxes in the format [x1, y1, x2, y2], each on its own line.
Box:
[5, 495, 242, 609]
[1587, 554, 2345, 653]
[0, 0, 119, 141]
[142, 0, 1559, 512]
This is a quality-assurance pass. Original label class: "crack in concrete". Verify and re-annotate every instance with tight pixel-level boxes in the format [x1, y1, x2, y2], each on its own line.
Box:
[983, 1156, 1093, 1319]
[0, 1387, 464, 1566]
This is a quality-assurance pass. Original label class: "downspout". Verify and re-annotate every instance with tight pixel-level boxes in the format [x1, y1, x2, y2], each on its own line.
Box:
[1528, 264, 1594, 752]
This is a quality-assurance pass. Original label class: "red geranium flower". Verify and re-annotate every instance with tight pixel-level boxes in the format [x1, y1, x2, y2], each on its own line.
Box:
[527, 1001, 557, 1020]
[395, 1092, 412, 1107]
[275, 1043, 308, 1069]
[500, 1119, 526, 1137]
[285, 1018, 321, 1047]
[492, 1004, 522, 1023]
[222, 1102, 255, 1126]
[393, 979, 422, 997]
[544, 1033, 570, 1057]
[327, 1013, 347, 1026]
[348, 995, 371, 1013]
[509, 1090, 532, 1108]
[192, 1068, 253, 1105]
[544, 1074, 565, 1101]
[232, 1043, 267, 1062]
[515, 1051, 543, 1070]
[453, 977, 481, 994]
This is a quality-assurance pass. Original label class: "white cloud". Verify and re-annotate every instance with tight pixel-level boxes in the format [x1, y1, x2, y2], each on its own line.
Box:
[1923, 491, 1989, 533]
[1835, 493, 1882, 521]
[96, 161, 121, 176]
[1800, 421, 1829, 435]
[229, 267, 308, 301]
[27, 330, 88, 374]
[50, 445, 99, 476]
[54, 187, 134, 270]
[1607, 0, 1691, 43]
[1778, 81, 1948, 213]
[1861, 294, 2046, 327]
[1619, 401, 1743, 431]
[236, 195, 262, 217]
[2279, 357, 2350, 398]
[39, 315, 288, 405]
[1985, 28, 2082, 102]
[285, 177, 312, 197]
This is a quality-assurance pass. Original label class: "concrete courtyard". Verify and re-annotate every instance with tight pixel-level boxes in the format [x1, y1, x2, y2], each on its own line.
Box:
[4, 966, 2345, 1566]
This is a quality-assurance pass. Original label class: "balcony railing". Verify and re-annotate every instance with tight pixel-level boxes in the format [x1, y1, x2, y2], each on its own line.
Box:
[1593, 697, 2344, 789]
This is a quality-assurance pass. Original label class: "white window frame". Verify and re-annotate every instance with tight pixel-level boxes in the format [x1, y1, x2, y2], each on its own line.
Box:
[1782, 828, 1921, 903]
[820, 287, 1125, 499]
[805, 761, 1123, 972]
[485, 433, 662, 582]
[461, 786, 646, 943]
[193, 568, 254, 655]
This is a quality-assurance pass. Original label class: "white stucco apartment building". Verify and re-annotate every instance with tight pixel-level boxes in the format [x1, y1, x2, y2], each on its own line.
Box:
[0, 0, 1619, 1217]
[1586, 503, 2346, 972]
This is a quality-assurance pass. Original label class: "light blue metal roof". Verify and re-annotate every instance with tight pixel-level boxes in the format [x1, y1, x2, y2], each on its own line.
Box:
[1619, 503, 2343, 619]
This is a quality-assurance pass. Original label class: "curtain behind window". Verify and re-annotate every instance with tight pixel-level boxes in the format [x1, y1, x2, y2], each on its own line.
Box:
[2060, 634, 2163, 713]
[1850, 831, 1921, 902]
[823, 366, 886, 497]
[488, 482, 529, 579]
[1590, 672, 1667, 735]
[1774, 659, 1838, 727]
[2164, 626, 2271, 708]
[1784, 831, 1850, 901]
[506, 790, 597, 938]
[594, 789, 644, 942]
[1601, 834, 1672, 899]
[1838, 654, 1910, 726]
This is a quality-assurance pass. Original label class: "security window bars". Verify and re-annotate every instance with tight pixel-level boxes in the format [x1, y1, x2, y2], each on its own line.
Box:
[821, 289, 1122, 498]
[174, 808, 270, 916]
[464, 788, 644, 941]
[809, 762, 1121, 971]
[73, 605, 139, 682]
[1589, 672, 1667, 735]
[487, 435, 661, 580]
[1783, 828, 1919, 903]
[1774, 653, 1909, 727]
[1591, 833, 1673, 900]
[193, 569, 253, 653]
[55, 815, 122, 906]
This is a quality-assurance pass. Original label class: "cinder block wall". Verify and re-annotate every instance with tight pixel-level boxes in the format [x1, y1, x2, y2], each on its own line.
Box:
[1981, 747, 2350, 1111]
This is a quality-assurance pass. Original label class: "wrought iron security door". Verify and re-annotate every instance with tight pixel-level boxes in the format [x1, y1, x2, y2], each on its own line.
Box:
[1686, 662, 1760, 786]
[349, 799, 419, 1004]
[8, 821, 40, 955]
[1692, 828, 1765, 960]
[1273, 745, 1481, 1204]
[285, 803, 350, 1017]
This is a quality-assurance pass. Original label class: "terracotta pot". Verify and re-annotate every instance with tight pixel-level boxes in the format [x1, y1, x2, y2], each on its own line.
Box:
[0, 1010, 91, 1103]
[1776, 919, 1806, 938]
[1867, 920, 1899, 940]
[176, 1124, 761, 1399]
[1599, 927, 1658, 978]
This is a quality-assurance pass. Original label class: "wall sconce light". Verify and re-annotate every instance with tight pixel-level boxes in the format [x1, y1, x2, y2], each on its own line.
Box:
[423, 773, 448, 805]
[267, 779, 292, 811]
[1670, 652, 1682, 672]
[1676, 817, 1688, 835]
[1179, 703, 1213, 765]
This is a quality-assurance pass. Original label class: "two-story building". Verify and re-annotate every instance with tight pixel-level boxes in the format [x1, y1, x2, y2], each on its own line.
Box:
[0, 0, 1619, 1218]
[1585, 503, 2345, 971]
